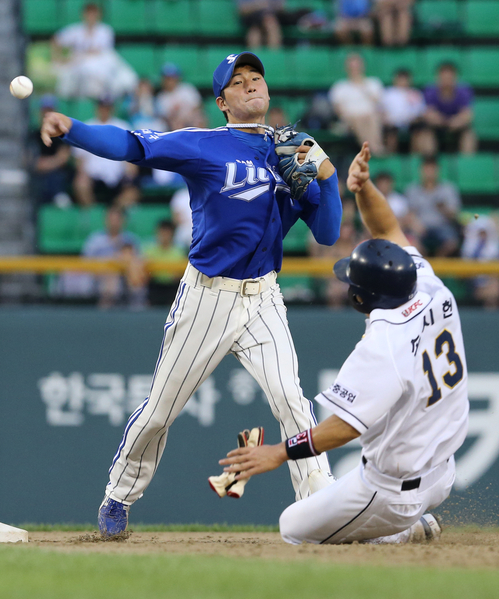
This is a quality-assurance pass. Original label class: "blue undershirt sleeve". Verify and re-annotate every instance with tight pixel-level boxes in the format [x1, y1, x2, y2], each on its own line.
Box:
[301, 171, 342, 246]
[62, 118, 144, 162]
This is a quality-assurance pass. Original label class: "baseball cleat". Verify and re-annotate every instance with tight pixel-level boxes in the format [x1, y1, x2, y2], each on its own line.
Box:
[98, 496, 129, 537]
[408, 513, 442, 543]
[308, 469, 336, 494]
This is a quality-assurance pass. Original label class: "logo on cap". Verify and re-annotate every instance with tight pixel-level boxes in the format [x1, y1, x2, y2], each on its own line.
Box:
[226, 54, 237, 64]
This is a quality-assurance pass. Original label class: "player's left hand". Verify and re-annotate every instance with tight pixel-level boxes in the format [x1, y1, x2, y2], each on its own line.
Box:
[220, 443, 288, 479]
[347, 142, 371, 193]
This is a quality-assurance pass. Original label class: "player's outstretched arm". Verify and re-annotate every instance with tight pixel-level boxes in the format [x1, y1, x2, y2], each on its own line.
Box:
[41, 113, 144, 162]
[220, 415, 359, 480]
[348, 142, 409, 247]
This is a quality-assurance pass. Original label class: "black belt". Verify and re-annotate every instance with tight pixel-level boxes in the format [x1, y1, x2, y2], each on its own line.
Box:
[362, 456, 421, 491]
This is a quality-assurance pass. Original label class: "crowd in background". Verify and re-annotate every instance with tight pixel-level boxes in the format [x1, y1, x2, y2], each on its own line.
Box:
[27, 2, 499, 310]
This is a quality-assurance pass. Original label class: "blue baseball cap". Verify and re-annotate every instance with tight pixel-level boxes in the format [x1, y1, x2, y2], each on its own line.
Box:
[212, 52, 265, 98]
[161, 62, 181, 78]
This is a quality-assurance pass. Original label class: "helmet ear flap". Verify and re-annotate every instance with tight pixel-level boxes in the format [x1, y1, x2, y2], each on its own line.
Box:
[348, 285, 372, 314]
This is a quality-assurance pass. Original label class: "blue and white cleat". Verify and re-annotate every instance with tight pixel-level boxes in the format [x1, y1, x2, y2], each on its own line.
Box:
[98, 496, 129, 537]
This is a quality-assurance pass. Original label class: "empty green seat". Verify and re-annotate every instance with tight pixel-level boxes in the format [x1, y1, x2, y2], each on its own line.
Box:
[126, 206, 172, 243]
[455, 155, 498, 193]
[23, 0, 61, 33]
[247, 48, 290, 89]
[196, 0, 242, 36]
[415, 0, 461, 26]
[58, 99, 96, 122]
[117, 44, 156, 80]
[282, 218, 309, 253]
[294, 47, 334, 89]
[464, 0, 499, 36]
[107, 0, 149, 33]
[464, 49, 499, 87]
[204, 99, 226, 129]
[152, 0, 195, 35]
[157, 46, 207, 87]
[474, 98, 499, 141]
[38, 206, 106, 254]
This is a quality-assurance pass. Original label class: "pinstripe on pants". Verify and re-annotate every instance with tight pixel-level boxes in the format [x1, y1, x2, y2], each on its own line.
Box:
[106, 265, 331, 504]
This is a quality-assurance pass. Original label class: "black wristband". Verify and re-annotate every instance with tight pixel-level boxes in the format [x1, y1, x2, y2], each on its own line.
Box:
[285, 429, 319, 461]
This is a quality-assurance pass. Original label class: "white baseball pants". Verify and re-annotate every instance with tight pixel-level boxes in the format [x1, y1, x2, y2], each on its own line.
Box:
[106, 263, 331, 504]
[280, 457, 455, 544]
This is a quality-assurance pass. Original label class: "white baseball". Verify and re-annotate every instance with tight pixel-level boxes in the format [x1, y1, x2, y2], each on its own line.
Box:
[9, 76, 33, 99]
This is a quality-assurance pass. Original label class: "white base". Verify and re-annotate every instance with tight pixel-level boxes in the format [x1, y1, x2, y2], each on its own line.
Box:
[0, 522, 28, 543]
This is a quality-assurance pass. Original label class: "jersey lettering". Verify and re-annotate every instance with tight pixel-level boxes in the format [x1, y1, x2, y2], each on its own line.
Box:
[221, 161, 273, 202]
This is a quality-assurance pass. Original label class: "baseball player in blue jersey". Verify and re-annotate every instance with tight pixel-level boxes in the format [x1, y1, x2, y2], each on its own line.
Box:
[41, 52, 342, 537]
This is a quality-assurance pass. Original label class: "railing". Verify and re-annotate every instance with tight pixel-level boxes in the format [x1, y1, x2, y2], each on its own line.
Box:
[0, 256, 498, 278]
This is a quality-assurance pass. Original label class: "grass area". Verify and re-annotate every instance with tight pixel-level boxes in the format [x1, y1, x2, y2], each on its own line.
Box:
[18, 522, 280, 532]
[0, 547, 498, 599]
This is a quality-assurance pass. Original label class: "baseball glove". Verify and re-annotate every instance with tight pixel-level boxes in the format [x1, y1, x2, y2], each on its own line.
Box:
[208, 427, 264, 499]
[274, 125, 329, 201]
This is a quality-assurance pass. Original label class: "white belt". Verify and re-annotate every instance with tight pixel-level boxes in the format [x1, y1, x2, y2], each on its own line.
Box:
[183, 263, 277, 297]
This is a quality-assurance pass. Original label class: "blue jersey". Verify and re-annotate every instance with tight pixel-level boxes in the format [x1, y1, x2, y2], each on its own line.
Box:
[130, 126, 341, 278]
[63, 120, 342, 279]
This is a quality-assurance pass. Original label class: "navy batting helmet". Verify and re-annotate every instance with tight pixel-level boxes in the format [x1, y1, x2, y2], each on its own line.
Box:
[334, 239, 417, 314]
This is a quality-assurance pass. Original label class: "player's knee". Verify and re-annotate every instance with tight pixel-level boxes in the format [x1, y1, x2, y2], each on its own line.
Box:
[279, 505, 304, 545]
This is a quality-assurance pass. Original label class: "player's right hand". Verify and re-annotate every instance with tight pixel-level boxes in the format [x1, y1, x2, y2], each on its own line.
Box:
[41, 112, 72, 147]
[347, 142, 371, 193]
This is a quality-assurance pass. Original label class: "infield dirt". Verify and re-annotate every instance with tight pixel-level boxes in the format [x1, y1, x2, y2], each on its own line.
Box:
[23, 529, 499, 569]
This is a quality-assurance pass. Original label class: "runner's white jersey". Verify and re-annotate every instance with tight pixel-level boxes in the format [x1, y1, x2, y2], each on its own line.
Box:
[316, 247, 469, 479]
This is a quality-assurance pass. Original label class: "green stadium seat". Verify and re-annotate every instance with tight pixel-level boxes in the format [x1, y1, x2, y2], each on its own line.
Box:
[464, 0, 499, 36]
[455, 154, 498, 193]
[196, 0, 243, 36]
[158, 46, 207, 87]
[117, 44, 157, 81]
[38, 206, 106, 254]
[204, 99, 226, 129]
[368, 156, 411, 192]
[464, 49, 499, 87]
[474, 98, 499, 141]
[23, 0, 62, 34]
[152, 0, 195, 35]
[378, 49, 420, 86]
[415, 0, 462, 28]
[126, 206, 172, 243]
[282, 218, 309, 253]
[271, 97, 309, 124]
[63, 0, 104, 25]
[107, 0, 149, 34]
[294, 46, 334, 89]
[421, 47, 464, 85]
[248, 49, 291, 89]
[58, 99, 96, 122]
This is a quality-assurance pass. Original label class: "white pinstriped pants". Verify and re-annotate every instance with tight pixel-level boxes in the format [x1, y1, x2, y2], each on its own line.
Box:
[106, 264, 331, 505]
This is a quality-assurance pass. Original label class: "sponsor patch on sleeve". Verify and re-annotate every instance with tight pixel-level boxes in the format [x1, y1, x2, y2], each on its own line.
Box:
[329, 382, 358, 404]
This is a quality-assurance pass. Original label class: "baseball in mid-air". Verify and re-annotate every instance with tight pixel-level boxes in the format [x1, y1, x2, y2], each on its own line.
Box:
[9, 76, 33, 99]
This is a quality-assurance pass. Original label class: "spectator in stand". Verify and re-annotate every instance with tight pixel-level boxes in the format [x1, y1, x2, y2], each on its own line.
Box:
[382, 69, 426, 154]
[72, 98, 140, 208]
[237, 0, 283, 49]
[420, 62, 477, 155]
[328, 53, 385, 155]
[170, 186, 193, 252]
[374, 0, 414, 46]
[51, 2, 137, 99]
[373, 172, 424, 249]
[29, 95, 73, 208]
[334, 0, 374, 46]
[405, 157, 462, 257]
[126, 78, 165, 132]
[461, 215, 499, 309]
[155, 63, 205, 131]
[83, 207, 145, 309]
[144, 220, 187, 306]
